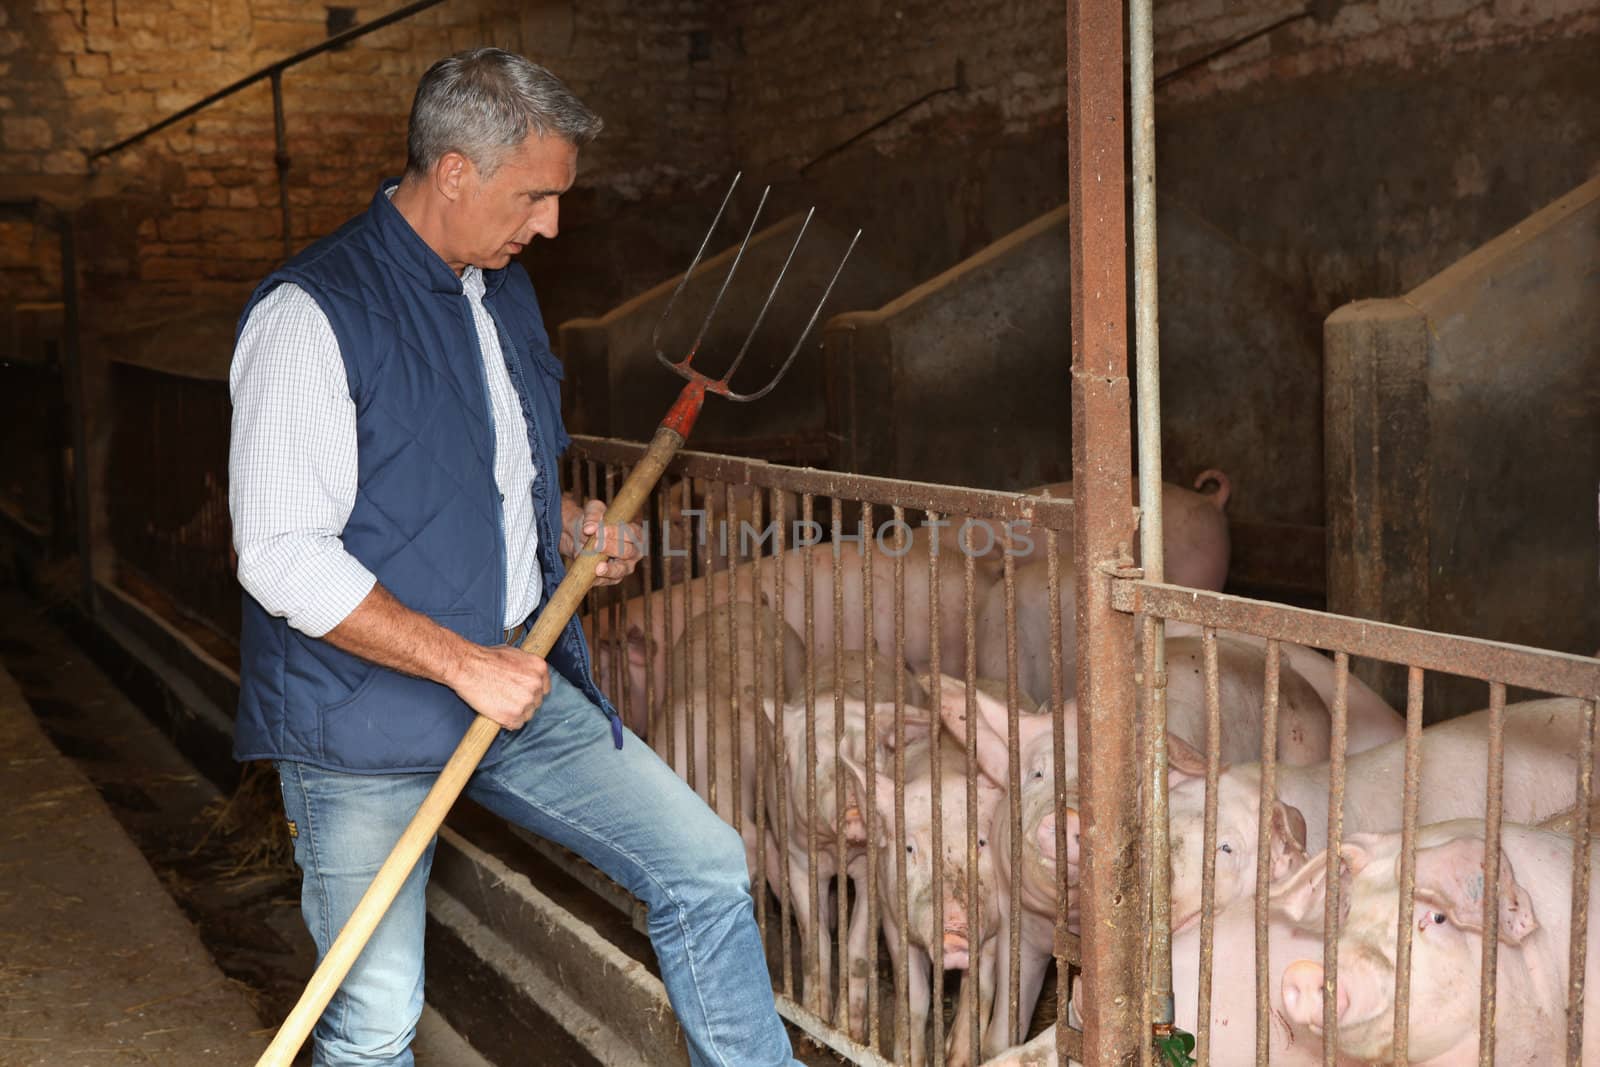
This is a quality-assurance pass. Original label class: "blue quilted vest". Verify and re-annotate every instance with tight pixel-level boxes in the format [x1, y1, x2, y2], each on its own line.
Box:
[232, 179, 620, 773]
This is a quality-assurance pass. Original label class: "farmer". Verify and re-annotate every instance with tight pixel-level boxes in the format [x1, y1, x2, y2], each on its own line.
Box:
[228, 47, 798, 1066]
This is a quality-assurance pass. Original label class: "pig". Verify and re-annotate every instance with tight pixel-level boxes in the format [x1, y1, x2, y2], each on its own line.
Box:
[1276, 819, 1600, 1065]
[1022, 885, 1342, 1067]
[664, 599, 808, 707]
[806, 647, 929, 708]
[1021, 469, 1232, 590]
[758, 695, 934, 1037]
[930, 658, 1322, 1056]
[1164, 621, 1406, 755]
[588, 535, 998, 733]
[950, 469, 1232, 588]
[843, 737, 1005, 1067]
[1164, 696, 1593, 938]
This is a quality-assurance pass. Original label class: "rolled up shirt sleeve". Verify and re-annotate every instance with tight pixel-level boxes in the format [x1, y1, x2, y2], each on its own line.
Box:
[228, 283, 376, 638]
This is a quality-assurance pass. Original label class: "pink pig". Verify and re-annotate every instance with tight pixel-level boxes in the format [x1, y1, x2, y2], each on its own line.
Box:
[1277, 819, 1600, 1064]
[1163, 697, 1594, 936]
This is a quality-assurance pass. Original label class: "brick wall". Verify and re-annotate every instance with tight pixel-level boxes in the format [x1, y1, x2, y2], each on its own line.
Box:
[1, 0, 1594, 366]
[723, 0, 1597, 172]
[4, 0, 735, 348]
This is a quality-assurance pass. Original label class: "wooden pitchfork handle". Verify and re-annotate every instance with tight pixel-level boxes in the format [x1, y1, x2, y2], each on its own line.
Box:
[255, 420, 686, 1067]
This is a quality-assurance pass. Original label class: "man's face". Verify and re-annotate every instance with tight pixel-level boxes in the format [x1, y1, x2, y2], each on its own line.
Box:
[453, 133, 578, 270]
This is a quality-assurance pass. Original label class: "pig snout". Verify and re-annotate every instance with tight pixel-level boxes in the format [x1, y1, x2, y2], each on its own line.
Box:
[942, 903, 972, 969]
[1035, 808, 1080, 867]
[1280, 960, 1346, 1032]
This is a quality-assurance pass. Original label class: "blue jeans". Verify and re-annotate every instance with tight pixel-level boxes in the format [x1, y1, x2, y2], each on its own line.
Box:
[276, 670, 798, 1067]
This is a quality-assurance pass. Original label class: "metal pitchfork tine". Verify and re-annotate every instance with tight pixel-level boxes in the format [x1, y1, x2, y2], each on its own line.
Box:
[255, 175, 860, 1067]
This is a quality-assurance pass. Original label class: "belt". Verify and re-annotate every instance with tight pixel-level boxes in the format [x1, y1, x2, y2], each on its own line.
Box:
[503, 621, 532, 646]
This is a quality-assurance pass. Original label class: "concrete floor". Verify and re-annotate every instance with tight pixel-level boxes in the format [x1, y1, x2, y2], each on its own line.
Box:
[0, 581, 490, 1066]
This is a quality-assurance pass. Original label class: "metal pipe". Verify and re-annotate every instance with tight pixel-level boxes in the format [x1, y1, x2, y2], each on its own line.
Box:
[1130, 0, 1171, 1028]
[891, 504, 912, 1062]
[1568, 698, 1597, 1063]
[1392, 666, 1426, 1062]
[1322, 652, 1350, 1065]
[1194, 627, 1221, 1064]
[1067, 0, 1140, 1057]
[831, 506, 850, 1038]
[772, 490, 794, 999]
[1004, 541, 1024, 1047]
[861, 501, 882, 1048]
[1478, 682, 1506, 1067]
[1253, 641, 1282, 1066]
[801, 492, 821, 1013]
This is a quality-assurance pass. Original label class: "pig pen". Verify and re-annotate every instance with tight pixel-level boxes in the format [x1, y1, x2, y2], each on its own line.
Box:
[546, 438, 1087, 1066]
[1325, 174, 1600, 720]
[820, 197, 1323, 606]
[532, 43, 1600, 1067]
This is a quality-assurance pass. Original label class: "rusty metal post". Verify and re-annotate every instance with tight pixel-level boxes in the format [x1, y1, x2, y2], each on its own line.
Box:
[1068, 0, 1141, 1060]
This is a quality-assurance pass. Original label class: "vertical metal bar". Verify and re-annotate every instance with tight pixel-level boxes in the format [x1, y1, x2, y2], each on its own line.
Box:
[725, 483, 741, 839]
[1322, 652, 1350, 1066]
[1476, 682, 1506, 1067]
[832, 504, 850, 1038]
[1195, 627, 1222, 1065]
[270, 70, 293, 261]
[1567, 697, 1596, 1064]
[861, 501, 882, 1050]
[1143, 612, 1172, 1045]
[703, 480, 717, 812]
[1005, 545, 1024, 1044]
[1130, 0, 1172, 1040]
[923, 514, 945, 1066]
[682, 477, 697, 792]
[659, 481, 677, 780]
[1392, 666, 1426, 1062]
[1254, 640, 1281, 1067]
[773, 490, 794, 999]
[893, 504, 911, 1063]
[1066, 0, 1139, 1059]
[802, 492, 822, 1013]
[56, 213, 94, 613]
[604, 466, 627, 723]
[750, 487, 768, 945]
[1046, 530, 1070, 1055]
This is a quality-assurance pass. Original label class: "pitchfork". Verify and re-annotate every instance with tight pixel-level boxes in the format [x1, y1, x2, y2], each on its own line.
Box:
[257, 174, 859, 1066]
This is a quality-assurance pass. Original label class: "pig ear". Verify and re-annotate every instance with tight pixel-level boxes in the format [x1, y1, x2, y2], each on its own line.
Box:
[837, 750, 894, 835]
[1270, 840, 1368, 929]
[1269, 802, 1309, 880]
[1414, 838, 1540, 946]
[1268, 847, 1332, 928]
[1166, 733, 1216, 781]
[874, 705, 934, 750]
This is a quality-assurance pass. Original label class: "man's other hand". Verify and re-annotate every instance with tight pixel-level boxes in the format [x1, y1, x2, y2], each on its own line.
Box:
[560, 497, 643, 586]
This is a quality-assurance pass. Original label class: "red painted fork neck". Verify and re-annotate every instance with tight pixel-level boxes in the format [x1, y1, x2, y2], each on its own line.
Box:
[661, 378, 709, 437]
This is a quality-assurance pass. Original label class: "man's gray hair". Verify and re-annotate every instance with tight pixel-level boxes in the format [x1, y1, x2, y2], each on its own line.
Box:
[406, 48, 603, 178]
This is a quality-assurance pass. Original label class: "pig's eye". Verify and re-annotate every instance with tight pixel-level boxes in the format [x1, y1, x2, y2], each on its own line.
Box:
[1431, 911, 1447, 925]
[906, 844, 916, 855]
[1218, 843, 1234, 855]
[978, 837, 988, 848]
[1031, 769, 1044, 780]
